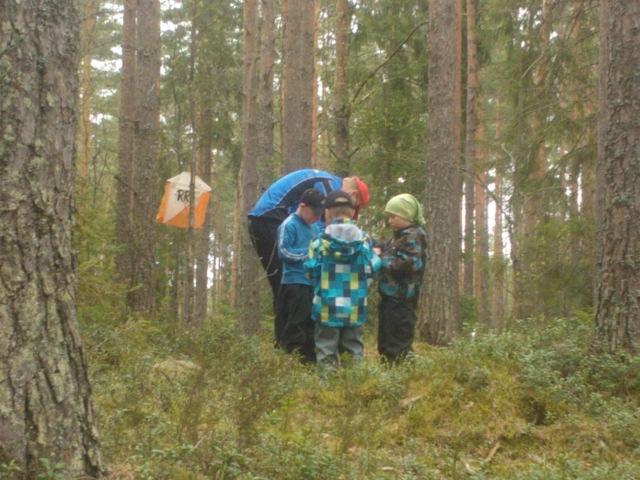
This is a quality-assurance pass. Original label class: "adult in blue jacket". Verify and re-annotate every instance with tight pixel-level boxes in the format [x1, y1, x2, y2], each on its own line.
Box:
[248, 168, 370, 309]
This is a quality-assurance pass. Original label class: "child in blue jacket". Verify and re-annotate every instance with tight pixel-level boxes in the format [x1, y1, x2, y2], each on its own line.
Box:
[305, 191, 380, 368]
[276, 188, 326, 363]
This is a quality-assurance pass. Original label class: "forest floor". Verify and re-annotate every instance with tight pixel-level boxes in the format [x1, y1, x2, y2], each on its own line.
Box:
[84, 313, 640, 480]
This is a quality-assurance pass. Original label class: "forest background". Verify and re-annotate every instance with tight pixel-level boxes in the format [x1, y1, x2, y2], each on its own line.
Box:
[1, 0, 639, 478]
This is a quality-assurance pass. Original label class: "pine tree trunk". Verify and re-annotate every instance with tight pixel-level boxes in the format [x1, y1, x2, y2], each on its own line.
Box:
[0, 1, 103, 476]
[465, 0, 489, 325]
[131, 0, 160, 313]
[463, 169, 474, 297]
[491, 98, 506, 326]
[515, 0, 551, 319]
[568, 163, 579, 219]
[523, 0, 551, 237]
[195, 106, 214, 325]
[581, 104, 596, 221]
[183, 1, 201, 327]
[333, 0, 350, 177]
[492, 157, 505, 327]
[419, 0, 462, 345]
[257, 0, 275, 190]
[231, 187, 241, 305]
[238, 0, 262, 333]
[77, 0, 98, 181]
[463, 0, 477, 300]
[282, 0, 315, 172]
[473, 151, 489, 325]
[311, 1, 319, 168]
[594, 0, 640, 353]
[116, 0, 137, 292]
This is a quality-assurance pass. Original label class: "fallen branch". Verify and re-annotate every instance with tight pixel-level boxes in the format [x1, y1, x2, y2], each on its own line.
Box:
[484, 441, 501, 463]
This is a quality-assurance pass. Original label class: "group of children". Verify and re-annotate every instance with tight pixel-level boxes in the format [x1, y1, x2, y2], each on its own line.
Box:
[275, 188, 428, 368]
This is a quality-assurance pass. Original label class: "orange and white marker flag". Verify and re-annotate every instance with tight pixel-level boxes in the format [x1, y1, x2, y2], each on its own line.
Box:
[155, 172, 211, 229]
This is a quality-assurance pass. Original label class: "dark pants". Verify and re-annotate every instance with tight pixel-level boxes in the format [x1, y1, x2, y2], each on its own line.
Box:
[378, 295, 417, 362]
[248, 216, 283, 311]
[275, 284, 316, 364]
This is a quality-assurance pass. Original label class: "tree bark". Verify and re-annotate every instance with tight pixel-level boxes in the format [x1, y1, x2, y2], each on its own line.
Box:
[594, 0, 640, 353]
[130, 0, 160, 313]
[195, 97, 214, 325]
[333, 0, 351, 177]
[492, 98, 505, 326]
[463, 0, 477, 300]
[115, 0, 137, 293]
[282, 0, 316, 172]
[473, 140, 489, 326]
[419, 0, 462, 345]
[514, 0, 551, 319]
[257, 0, 275, 190]
[77, 0, 99, 181]
[463, 166, 475, 297]
[523, 0, 551, 238]
[238, 0, 262, 333]
[311, 1, 319, 168]
[464, 0, 489, 325]
[0, 1, 103, 476]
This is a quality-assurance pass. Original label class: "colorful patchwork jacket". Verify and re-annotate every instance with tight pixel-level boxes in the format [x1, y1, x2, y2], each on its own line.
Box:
[304, 219, 381, 328]
[378, 225, 428, 303]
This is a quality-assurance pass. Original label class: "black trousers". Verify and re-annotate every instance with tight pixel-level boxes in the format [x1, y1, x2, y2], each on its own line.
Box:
[275, 284, 316, 364]
[378, 295, 417, 362]
[248, 216, 283, 311]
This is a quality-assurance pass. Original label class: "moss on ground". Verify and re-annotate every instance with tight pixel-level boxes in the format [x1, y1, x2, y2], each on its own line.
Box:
[79, 316, 640, 480]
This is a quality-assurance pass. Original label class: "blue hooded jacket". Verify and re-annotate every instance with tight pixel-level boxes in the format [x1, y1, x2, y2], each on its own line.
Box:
[305, 219, 381, 328]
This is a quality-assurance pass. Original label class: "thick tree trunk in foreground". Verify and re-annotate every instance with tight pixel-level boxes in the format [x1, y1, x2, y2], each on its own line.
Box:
[594, 0, 640, 353]
[419, 0, 462, 345]
[282, 0, 315, 172]
[0, 1, 103, 476]
[131, 0, 160, 313]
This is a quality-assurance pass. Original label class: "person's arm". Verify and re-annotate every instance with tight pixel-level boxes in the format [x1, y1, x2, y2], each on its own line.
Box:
[304, 239, 322, 285]
[277, 218, 309, 262]
[363, 235, 382, 275]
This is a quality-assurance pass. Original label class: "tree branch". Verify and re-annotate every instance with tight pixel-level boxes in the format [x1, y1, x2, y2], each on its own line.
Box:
[351, 21, 428, 105]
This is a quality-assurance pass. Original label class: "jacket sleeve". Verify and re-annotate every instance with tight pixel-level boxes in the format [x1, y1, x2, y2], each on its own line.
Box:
[304, 239, 322, 285]
[277, 219, 308, 262]
[363, 237, 381, 275]
[381, 233, 424, 280]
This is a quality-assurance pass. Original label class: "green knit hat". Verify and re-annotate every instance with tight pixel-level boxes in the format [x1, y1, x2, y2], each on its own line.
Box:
[384, 193, 425, 226]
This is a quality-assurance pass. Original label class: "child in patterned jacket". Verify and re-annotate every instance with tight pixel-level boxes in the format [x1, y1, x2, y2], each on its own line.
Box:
[376, 193, 428, 362]
[304, 190, 381, 368]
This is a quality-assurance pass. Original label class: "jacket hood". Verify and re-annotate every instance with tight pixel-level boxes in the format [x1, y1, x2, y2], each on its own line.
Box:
[322, 221, 365, 261]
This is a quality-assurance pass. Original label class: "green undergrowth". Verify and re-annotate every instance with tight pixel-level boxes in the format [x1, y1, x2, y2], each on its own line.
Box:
[82, 314, 640, 479]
